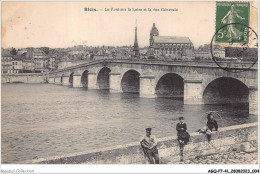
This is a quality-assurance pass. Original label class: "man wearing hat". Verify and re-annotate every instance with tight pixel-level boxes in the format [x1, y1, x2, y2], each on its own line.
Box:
[140, 128, 159, 164]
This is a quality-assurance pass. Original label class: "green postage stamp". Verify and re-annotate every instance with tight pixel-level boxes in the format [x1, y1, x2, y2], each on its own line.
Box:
[215, 1, 250, 43]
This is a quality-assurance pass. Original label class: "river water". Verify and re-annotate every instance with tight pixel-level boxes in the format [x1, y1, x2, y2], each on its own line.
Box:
[1, 84, 257, 163]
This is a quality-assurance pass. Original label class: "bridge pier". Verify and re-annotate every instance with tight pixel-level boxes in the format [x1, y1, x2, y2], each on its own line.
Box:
[55, 76, 62, 85]
[88, 73, 97, 89]
[184, 77, 203, 104]
[109, 73, 122, 93]
[249, 85, 258, 116]
[139, 76, 156, 98]
[62, 76, 70, 86]
[73, 75, 82, 88]
[49, 77, 55, 84]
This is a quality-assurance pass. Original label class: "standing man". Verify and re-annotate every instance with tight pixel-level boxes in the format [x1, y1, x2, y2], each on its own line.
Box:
[140, 128, 159, 164]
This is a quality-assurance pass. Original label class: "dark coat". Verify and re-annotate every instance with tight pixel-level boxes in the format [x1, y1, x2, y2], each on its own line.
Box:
[207, 119, 218, 131]
[176, 122, 190, 144]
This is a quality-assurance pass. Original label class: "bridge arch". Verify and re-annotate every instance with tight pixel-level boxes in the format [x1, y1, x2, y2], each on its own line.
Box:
[155, 73, 184, 98]
[97, 67, 111, 90]
[81, 70, 89, 88]
[69, 72, 74, 86]
[121, 69, 140, 93]
[203, 77, 249, 105]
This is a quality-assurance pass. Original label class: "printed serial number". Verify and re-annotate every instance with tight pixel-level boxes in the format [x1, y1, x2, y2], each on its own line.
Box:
[208, 169, 259, 173]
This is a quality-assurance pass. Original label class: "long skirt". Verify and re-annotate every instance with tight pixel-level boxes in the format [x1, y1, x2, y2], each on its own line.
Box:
[177, 131, 190, 144]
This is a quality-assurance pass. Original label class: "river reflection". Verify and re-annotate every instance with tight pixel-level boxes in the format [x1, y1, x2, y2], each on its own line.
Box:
[1, 84, 257, 163]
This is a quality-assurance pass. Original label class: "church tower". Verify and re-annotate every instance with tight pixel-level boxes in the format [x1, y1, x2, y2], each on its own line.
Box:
[150, 23, 159, 48]
[133, 20, 140, 57]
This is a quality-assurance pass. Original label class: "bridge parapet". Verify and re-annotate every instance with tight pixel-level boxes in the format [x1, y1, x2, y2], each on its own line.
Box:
[49, 59, 257, 75]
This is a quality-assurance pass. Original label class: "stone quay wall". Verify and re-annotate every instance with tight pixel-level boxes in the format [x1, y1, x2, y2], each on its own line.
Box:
[1, 73, 45, 83]
[21, 122, 258, 164]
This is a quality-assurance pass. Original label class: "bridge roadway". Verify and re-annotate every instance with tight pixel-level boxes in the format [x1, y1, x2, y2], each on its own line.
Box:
[48, 59, 258, 115]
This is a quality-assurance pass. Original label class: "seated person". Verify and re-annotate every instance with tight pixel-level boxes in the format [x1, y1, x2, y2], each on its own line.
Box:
[197, 113, 218, 142]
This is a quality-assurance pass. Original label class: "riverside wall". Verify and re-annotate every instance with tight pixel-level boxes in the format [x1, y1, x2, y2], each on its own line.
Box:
[21, 122, 258, 164]
[1, 73, 45, 83]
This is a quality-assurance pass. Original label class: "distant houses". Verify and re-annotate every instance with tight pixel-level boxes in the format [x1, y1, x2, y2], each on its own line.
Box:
[194, 44, 225, 60]
[1, 48, 51, 74]
[22, 59, 35, 73]
[1, 49, 13, 74]
[12, 55, 23, 73]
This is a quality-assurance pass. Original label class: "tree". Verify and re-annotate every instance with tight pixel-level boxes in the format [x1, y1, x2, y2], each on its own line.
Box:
[40, 47, 50, 55]
[11, 48, 17, 55]
[21, 52, 27, 58]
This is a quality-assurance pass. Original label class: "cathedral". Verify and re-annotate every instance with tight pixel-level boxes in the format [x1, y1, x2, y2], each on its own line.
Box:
[149, 23, 194, 59]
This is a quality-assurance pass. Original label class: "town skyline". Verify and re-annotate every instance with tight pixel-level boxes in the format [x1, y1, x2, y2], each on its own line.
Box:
[2, 1, 216, 49]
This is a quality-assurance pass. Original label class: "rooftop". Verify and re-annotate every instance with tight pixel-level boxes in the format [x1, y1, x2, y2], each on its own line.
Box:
[23, 59, 34, 62]
[1, 51, 12, 57]
[12, 55, 23, 61]
[153, 36, 192, 44]
[198, 44, 225, 51]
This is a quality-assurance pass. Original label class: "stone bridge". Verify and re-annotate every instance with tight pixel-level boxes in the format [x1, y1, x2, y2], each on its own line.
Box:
[48, 59, 258, 115]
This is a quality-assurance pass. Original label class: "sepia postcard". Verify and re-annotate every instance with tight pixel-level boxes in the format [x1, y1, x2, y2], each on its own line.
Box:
[1, 1, 259, 173]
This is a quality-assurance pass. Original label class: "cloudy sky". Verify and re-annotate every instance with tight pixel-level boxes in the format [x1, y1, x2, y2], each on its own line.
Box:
[1, 1, 257, 49]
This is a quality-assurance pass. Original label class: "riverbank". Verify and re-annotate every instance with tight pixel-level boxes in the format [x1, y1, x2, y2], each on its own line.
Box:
[163, 151, 258, 164]
[19, 122, 258, 164]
